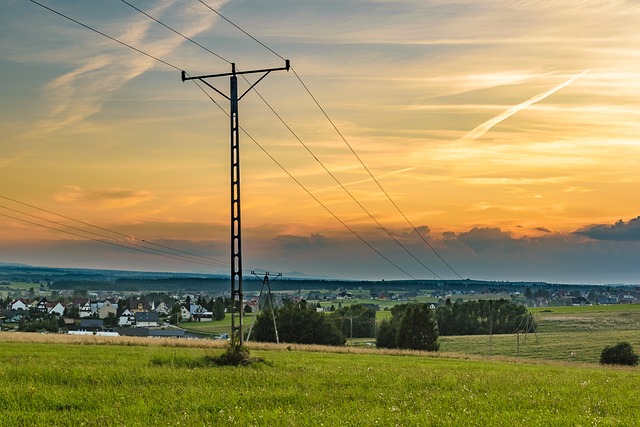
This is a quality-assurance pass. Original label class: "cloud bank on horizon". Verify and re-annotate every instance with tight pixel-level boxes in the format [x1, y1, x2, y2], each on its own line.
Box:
[1, 0, 640, 283]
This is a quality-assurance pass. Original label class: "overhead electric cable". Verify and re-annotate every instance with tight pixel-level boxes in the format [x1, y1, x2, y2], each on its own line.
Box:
[0, 204, 227, 268]
[28, 0, 415, 278]
[291, 68, 463, 279]
[118, 0, 232, 65]
[201, 94, 415, 279]
[196, 0, 285, 61]
[237, 124, 417, 280]
[0, 194, 229, 268]
[193, 0, 463, 279]
[0, 211, 220, 268]
[121, 0, 436, 277]
[29, 0, 181, 71]
[250, 89, 441, 279]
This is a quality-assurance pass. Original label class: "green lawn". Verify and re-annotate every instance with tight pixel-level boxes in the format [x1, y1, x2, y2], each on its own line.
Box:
[0, 337, 638, 426]
[189, 304, 640, 363]
[179, 315, 257, 336]
[1, 303, 639, 425]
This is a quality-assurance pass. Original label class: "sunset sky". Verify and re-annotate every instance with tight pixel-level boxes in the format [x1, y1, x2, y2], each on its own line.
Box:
[1, 0, 640, 283]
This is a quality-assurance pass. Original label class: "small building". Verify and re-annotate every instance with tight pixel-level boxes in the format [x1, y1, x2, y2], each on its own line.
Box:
[179, 305, 191, 321]
[97, 300, 117, 319]
[1, 309, 29, 324]
[46, 302, 65, 316]
[10, 300, 27, 311]
[118, 309, 135, 327]
[153, 301, 170, 315]
[337, 291, 353, 300]
[79, 319, 104, 331]
[130, 299, 150, 313]
[78, 301, 93, 318]
[135, 311, 159, 327]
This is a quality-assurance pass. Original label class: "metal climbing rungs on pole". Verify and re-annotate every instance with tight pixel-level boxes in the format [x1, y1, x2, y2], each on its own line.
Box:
[181, 60, 290, 344]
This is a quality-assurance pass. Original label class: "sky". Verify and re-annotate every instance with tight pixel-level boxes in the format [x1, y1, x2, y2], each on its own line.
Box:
[1, 0, 640, 283]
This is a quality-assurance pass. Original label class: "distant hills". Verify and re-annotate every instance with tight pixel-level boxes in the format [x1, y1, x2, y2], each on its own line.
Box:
[2, 262, 636, 293]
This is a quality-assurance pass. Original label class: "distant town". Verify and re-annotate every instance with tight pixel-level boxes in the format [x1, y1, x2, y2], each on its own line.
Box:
[1, 263, 638, 337]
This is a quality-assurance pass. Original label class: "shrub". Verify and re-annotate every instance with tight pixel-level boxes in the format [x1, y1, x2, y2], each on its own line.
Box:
[375, 303, 439, 351]
[600, 342, 639, 366]
[207, 337, 263, 366]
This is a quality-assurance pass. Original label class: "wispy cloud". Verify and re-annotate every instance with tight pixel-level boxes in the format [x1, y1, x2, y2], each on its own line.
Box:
[458, 70, 590, 143]
[54, 185, 154, 209]
[27, 1, 228, 137]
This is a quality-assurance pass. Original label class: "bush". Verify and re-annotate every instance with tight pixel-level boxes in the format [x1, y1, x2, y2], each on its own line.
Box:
[375, 303, 439, 351]
[207, 337, 262, 366]
[600, 342, 639, 366]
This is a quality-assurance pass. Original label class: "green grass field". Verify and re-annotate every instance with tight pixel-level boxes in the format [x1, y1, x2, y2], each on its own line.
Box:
[0, 334, 638, 426]
[438, 304, 640, 363]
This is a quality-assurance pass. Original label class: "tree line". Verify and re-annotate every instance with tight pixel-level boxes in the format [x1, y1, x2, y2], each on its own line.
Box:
[250, 299, 534, 352]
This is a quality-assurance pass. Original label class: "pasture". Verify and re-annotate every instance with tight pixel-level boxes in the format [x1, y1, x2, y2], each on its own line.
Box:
[0, 333, 638, 426]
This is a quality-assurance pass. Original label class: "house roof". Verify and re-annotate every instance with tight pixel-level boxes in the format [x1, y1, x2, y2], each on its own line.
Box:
[79, 319, 104, 328]
[129, 299, 151, 310]
[134, 311, 159, 322]
[72, 298, 89, 306]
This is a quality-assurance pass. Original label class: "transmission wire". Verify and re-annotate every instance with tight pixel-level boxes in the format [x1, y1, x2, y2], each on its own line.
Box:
[0, 195, 229, 267]
[193, 0, 462, 279]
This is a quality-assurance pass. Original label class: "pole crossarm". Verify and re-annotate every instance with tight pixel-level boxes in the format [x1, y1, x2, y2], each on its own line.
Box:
[180, 60, 289, 345]
[181, 60, 289, 81]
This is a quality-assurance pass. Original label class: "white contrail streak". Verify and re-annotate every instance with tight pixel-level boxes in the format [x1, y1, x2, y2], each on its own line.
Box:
[459, 70, 590, 142]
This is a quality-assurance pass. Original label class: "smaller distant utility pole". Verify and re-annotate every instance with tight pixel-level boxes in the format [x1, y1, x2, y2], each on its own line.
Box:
[246, 271, 282, 343]
[181, 61, 290, 344]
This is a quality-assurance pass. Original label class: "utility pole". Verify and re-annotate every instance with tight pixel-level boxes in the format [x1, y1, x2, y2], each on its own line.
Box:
[181, 60, 290, 344]
[246, 271, 282, 343]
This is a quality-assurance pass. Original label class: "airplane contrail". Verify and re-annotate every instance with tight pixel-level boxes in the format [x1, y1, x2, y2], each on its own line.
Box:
[458, 70, 590, 143]
[369, 70, 590, 180]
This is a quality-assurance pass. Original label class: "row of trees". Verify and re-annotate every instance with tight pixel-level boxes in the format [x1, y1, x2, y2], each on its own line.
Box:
[251, 300, 346, 345]
[435, 299, 535, 336]
[250, 299, 535, 352]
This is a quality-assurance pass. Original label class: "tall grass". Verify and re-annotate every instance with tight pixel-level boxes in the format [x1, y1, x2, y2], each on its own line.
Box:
[0, 336, 637, 426]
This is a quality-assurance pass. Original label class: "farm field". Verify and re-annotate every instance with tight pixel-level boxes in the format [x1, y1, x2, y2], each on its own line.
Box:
[0, 333, 638, 426]
[182, 303, 640, 364]
[440, 304, 640, 363]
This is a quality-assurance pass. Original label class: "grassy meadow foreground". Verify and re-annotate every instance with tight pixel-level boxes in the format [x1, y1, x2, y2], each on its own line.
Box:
[1, 333, 638, 426]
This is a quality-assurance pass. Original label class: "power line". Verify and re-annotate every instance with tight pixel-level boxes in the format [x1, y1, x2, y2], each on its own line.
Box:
[250, 88, 440, 279]
[26, 0, 416, 279]
[0, 203, 227, 269]
[118, 0, 232, 65]
[196, 0, 286, 61]
[237, 123, 417, 280]
[28, 0, 181, 72]
[0, 195, 229, 268]
[199, 90, 416, 278]
[291, 67, 463, 279]
[119, 0, 435, 277]
[0, 211, 220, 268]
[193, 1, 463, 279]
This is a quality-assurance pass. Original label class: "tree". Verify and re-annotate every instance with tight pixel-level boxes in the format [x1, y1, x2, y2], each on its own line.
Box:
[376, 303, 439, 351]
[375, 319, 397, 349]
[252, 300, 345, 346]
[73, 289, 88, 298]
[329, 304, 376, 338]
[600, 342, 639, 366]
[396, 303, 439, 351]
[212, 297, 225, 321]
[435, 299, 535, 336]
[169, 303, 182, 325]
[64, 305, 80, 319]
[524, 287, 533, 301]
[103, 312, 118, 328]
